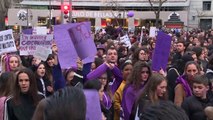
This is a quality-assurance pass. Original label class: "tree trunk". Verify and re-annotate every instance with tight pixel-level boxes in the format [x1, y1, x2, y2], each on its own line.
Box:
[155, 12, 160, 28]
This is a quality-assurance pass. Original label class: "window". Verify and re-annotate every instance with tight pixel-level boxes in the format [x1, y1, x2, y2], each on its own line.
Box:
[203, 1, 211, 11]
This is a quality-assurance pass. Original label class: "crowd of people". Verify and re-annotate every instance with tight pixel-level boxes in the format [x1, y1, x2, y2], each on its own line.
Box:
[0, 25, 213, 120]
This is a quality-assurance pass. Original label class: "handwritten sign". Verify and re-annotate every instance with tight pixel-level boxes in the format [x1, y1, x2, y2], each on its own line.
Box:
[33, 26, 47, 35]
[120, 34, 131, 49]
[68, 22, 97, 62]
[151, 31, 172, 71]
[19, 34, 53, 55]
[33, 46, 52, 61]
[0, 29, 17, 54]
[149, 27, 157, 37]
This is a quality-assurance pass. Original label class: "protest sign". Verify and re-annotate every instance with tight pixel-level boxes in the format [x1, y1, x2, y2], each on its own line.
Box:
[84, 90, 102, 120]
[68, 22, 97, 63]
[151, 31, 172, 71]
[0, 29, 17, 54]
[120, 34, 131, 49]
[149, 27, 157, 37]
[33, 26, 47, 35]
[19, 34, 53, 56]
[54, 23, 78, 69]
[33, 46, 52, 61]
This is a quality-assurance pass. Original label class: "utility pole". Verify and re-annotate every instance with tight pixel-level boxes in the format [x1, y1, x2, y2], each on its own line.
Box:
[69, 0, 72, 22]
[49, 0, 52, 28]
[61, 0, 64, 24]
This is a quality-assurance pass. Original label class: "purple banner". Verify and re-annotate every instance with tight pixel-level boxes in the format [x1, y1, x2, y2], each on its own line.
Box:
[151, 31, 172, 71]
[54, 23, 78, 69]
[68, 22, 97, 64]
[84, 90, 102, 120]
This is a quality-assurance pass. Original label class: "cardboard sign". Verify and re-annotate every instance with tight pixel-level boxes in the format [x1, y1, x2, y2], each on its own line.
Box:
[0, 29, 17, 54]
[151, 31, 172, 71]
[19, 34, 53, 55]
[120, 34, 131, 49]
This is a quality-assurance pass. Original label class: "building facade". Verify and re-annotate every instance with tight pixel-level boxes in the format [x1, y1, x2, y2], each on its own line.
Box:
[8, 0, 199, 30]
[188, 0, 213, 30]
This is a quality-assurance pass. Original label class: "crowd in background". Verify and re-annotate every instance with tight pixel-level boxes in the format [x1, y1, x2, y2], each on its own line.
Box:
[0, 25, 213, 120]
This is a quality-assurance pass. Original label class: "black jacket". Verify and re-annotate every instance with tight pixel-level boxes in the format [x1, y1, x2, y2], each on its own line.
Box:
[182, 95, 213, 120]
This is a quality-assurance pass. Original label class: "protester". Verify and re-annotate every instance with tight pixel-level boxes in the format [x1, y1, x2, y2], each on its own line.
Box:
[121, 61, 151, 120]
[6, 68, 44, 120]
[114, 62, 133, 120]
[0, 72, 16, 120]
[1, 54, 23, 73]
[140, 101, 189, 120]
[182, 74, 213, 120]
[32, 87, 86, 120]
[174, 61, 201, 106]
[131, 73, 168, 119]
[33, 62, 53, 97]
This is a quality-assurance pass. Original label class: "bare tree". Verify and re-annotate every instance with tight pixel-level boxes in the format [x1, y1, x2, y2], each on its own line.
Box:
[148, 0, 167, 28]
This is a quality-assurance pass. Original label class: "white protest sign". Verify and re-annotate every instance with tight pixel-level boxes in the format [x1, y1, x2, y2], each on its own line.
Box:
[33, 26, 47, 35]
[149, 27, 157, 37]
[120, 34, 131, 49]
[33, 46, 52, 61]
[0, 29, 17, 54]
[19, 34, 53, 56]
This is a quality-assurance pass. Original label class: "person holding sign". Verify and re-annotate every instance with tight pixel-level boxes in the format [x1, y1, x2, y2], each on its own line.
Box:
[86, 46, 123, 120]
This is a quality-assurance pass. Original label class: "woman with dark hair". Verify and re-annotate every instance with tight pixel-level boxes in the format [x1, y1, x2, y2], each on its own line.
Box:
[131, 47, 150, 66]
[0, 72, 16, 120]
[121, 61, 152, 120]
[131, 73, 168, 119]
[114, 62, 133, 120]
[32, 87, 87, 120]
[34, 62, 53, 97]
[6, 68, 44, 120]
[174, 61, 201, 106]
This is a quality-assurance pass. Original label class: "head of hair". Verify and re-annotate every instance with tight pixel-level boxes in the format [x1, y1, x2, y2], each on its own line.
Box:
[14, 68, 40, 105]
[193, 74, 209, 86]
[34, 62, 48, 79]
[84, 79, 102, 91]
[0, 72, 16, 97]
[207, 54, 213, 70]
[140, 101, 189, 120]
[2, 54, 22, 72]
[204, 106, 213, 120]
[139, 73, 167, 103]
[132, 47, 149, 65]
[184, 61, 201, 74]
[126, 61, 151, 90]
[44, 87, 86, 120]
[121, 61, 132, 71]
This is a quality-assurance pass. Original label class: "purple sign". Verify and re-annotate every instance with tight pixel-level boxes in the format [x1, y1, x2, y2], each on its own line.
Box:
[151, 31, 172, 71]
[22, 28, 33, 34]
[83, 90, 102, 120]
[68, 22, 97, 64]
[54, 23, 78, 69]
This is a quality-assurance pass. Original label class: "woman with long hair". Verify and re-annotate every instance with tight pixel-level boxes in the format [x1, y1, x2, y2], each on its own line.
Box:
[0, 72, 16, 120]
[174, 61, 201, 106]
[34, 62, 53, 97]
[131, 73, 168, 119]
[6, 68, 44, 120]
[114, 62, 133, 120]
[121, 61, 151, 120]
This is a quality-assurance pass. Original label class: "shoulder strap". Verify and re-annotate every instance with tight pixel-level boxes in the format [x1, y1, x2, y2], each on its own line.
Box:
[168, 68, 180, 76]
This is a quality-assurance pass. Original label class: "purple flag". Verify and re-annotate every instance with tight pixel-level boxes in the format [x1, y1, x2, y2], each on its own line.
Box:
[68, 22, 97, 64]
[54, 23, 78, 69]
[151, 31, 172, 71]
[83, 90, 102, 120]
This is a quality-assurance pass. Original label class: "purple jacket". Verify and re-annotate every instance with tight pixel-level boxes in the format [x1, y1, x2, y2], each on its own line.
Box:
[86, 63, 123, 109]
[176, 75, 192, 97]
